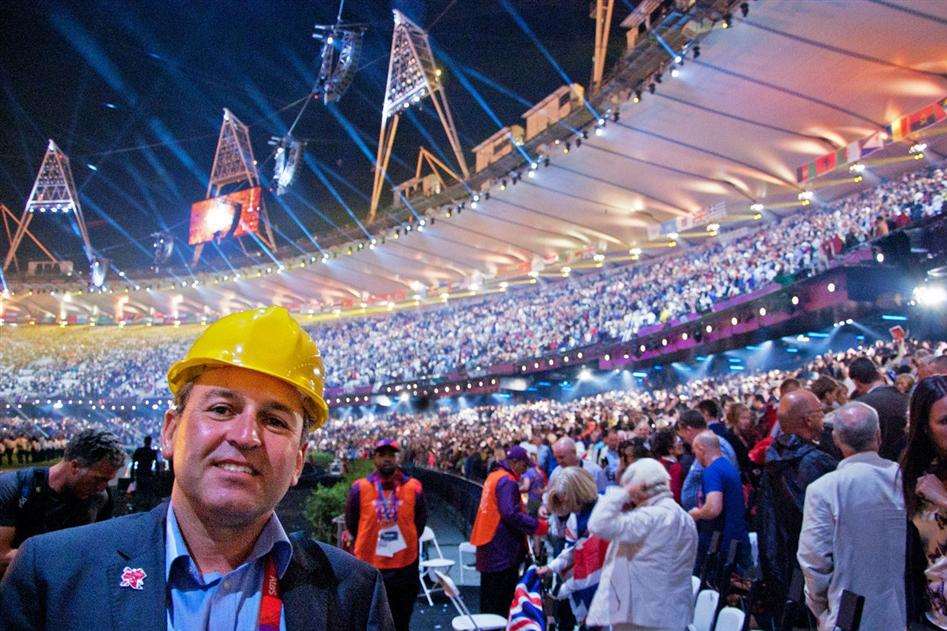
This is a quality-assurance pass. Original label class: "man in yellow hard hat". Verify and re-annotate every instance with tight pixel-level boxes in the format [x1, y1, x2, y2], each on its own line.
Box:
[0, 306, 395, 631]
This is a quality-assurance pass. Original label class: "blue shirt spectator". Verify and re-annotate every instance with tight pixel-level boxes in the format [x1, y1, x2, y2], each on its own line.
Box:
[681, 434, 738, 510]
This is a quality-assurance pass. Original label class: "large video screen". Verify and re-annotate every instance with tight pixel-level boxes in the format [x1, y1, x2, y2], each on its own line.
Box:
[188, 187, 262, 246]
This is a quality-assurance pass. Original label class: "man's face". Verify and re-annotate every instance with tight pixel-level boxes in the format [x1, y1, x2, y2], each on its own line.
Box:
[552, 444, 578, 467]
[67, 459, 120, 500]
[676, 425, 698, 446]
[162, 366, 308, 528]
[605, 432, 620, 451]
[510, 459, 529, 476]
[373, 448, 398, 476]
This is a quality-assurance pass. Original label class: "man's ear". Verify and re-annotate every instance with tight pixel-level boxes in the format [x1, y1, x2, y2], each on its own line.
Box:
[291, 439, 309, 486]
[161, 409, 179, 460]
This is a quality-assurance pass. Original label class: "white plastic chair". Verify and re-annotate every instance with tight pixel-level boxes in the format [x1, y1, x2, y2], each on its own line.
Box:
[713, 606, 745, 631]
[458, 541, 477, 584]
[434, 571, 507, 631]
[687, 589, 720, 631]
[418, 526, 456, 605]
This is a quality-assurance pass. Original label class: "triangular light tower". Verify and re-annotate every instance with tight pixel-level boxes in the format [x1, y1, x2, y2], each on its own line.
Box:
[192, 108, 277, 265]
[369, 10, 469, 222]
[3, 140, 94, 271]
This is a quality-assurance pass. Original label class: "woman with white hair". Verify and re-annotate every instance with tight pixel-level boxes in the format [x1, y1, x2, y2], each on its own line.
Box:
[586, 458, 698, 630]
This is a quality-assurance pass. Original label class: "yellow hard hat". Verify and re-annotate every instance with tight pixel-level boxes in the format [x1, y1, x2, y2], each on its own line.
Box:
[167, 306, 329, 428]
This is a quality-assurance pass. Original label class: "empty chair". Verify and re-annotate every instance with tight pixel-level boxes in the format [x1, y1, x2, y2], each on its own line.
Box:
[418, 526, 456, 605]
[434, 571, 507, 631]
[457, 541, 477, 584]
[689, 589, 720, 631]
[714, 606, 745, 631]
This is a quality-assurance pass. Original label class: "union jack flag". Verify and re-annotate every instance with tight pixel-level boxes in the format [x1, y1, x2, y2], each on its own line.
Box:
[507, 566, 546, 631]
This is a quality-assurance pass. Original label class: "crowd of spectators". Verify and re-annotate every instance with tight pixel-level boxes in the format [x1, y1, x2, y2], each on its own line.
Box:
[368, 338, 942, 628]
[319, 339, 945, 474]
[0, 165, 943, 401]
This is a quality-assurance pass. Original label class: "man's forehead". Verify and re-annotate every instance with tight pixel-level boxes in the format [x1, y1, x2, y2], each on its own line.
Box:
[192, 366, 305, 413]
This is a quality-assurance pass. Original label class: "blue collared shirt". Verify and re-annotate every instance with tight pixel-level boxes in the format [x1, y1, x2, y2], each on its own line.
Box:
[166, 505, 293, 631]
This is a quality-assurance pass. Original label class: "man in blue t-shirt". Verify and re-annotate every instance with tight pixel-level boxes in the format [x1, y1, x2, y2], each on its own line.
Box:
[688, 431, 751, 576]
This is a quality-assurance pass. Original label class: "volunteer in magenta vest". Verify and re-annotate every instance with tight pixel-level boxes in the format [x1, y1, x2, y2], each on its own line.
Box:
[345, 439, 427, 631]
[471, 446, 548, 617]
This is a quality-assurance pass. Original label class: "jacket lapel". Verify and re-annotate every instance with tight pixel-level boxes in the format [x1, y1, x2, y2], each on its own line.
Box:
[109, 503, 168, 631]
[282, 533, 338, 631]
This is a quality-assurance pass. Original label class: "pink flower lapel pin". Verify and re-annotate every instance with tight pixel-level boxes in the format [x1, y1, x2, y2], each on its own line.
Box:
[119, 566, 147, 590]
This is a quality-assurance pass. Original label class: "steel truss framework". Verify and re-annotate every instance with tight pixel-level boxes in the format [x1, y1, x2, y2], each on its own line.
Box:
[369, 9, 469, 222]
[193, 108, 276, 265]
[3, 140, 93, 272]
[591, 0, 616, 94]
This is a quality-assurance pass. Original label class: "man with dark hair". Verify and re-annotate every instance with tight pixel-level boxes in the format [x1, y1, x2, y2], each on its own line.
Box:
[810, 375, 846, 412]
[0, 428, 125, 576]
[696, 399, 721, 425]
[848, 356, 908, 460]
[779, 377, 802, 397]
[345, 440, 426, 631]
[1, 307, 394, 630]
[130, 436, 159, 512]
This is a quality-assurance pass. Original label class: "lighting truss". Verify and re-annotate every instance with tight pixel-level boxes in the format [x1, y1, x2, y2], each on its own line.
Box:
[193, 109, 276, 265]
[3, 140, 94, 271]
[269, 134, 304, 196]
[369, 9, 469, 222]
[313, 22, 365, 104]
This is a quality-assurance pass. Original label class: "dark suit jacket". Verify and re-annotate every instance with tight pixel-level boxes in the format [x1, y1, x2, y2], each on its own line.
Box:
[0, 503, 394, 631]
[855, 385, 908, 461]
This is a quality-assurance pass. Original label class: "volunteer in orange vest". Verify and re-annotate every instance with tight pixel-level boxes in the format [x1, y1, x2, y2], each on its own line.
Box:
[344, 439, 427, 631]
[471, 445, 548, 617]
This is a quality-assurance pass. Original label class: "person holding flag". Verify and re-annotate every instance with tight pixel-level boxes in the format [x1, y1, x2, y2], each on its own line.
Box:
[345, 439, 427, 631]
[536, 467, 607, 626]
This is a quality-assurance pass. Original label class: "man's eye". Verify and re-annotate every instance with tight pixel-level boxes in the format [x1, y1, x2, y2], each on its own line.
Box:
[209, 405, 231, 415]
[265, 416, 289, 429]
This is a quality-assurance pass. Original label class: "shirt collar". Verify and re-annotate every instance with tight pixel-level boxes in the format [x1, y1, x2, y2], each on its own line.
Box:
[165, 503, 293, 583]
[838, 450, 887, 469]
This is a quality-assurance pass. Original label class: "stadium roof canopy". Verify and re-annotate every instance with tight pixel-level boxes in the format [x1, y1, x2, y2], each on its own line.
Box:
[4, 0, 947, 324]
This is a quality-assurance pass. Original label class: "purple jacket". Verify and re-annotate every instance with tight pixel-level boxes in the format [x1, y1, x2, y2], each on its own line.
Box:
[475, 461, 543, 573]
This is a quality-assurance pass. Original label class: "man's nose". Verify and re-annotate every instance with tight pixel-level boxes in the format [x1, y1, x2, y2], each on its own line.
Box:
[227, 411, 262, 449]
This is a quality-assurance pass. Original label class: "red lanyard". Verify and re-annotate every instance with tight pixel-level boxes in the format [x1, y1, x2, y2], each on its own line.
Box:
[258, 556, 282, 631]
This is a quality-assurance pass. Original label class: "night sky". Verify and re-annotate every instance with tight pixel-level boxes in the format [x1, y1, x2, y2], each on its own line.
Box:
[0, 1, 602, 270]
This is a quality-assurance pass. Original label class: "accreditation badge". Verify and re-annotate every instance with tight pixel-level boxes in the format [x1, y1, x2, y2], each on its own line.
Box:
[375, 524, 407, 557]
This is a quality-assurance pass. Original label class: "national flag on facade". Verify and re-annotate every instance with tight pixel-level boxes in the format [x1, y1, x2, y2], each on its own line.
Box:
[845, 141, 861, 164]
[909, 103, 945, 133]
[814, 151, 837, 176]
[507, 566, 545, 631]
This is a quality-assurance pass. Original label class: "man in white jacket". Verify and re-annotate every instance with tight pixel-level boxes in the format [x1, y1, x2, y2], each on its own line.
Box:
[797, 401, 906, 631]
[586, 458, 697, 630]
